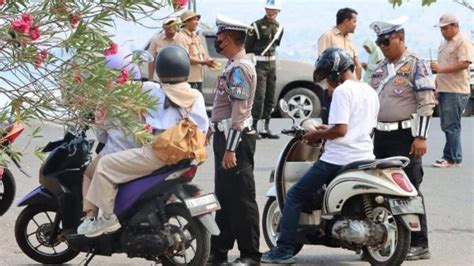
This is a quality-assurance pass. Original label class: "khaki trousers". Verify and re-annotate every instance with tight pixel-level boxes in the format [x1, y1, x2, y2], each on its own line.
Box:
[86, 146, 165, 214]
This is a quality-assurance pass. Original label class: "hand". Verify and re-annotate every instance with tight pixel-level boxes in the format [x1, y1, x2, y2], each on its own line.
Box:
[205, 130, 213, 146]
[204, 59, 215, 67]
[315, 124, 329, 131]
[222, 151, 237, 169]
[410, 138, 427, 158]
[303, 131, 320, 145]
[430, 62, 441, 73]
[361, 62, 368, 69]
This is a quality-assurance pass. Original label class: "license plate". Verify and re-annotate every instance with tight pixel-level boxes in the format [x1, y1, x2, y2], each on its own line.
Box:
[389, 197, 424, 215]
[185, 194, 221, 217]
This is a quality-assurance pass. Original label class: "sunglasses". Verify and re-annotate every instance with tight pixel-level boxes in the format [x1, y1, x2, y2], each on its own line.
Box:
[376, 31, 401, 47]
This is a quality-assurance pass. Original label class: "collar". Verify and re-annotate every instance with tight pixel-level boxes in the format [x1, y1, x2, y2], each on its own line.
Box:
[182, 28, 196, 37]
[450, 31, 462, 42]
[331, 26, 344, 36]
[229, 49, 247, 63]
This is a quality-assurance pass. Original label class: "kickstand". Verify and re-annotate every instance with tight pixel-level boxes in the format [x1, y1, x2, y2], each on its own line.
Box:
[80, 248, 96, 266]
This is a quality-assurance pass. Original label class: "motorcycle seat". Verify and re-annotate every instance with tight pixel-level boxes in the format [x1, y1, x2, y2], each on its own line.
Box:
[337, 159, 405, 175]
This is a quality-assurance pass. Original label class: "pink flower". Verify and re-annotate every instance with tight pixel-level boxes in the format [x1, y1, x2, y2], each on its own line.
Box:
[144, 124, 153, 134]
[103, 42, 118, 56]
[173, 0, 188, 8]
[0, 0, 6, 6]
[21, 13, 34, 24]
[39, 49, 48, 60]
[29, 26, 40, 40]
[73, 73, 82, 84]
[116, 69, 129, 84]
[11, 18, 31, 33]
[95, 107, 106, 125]
[69, 15, 81, 28]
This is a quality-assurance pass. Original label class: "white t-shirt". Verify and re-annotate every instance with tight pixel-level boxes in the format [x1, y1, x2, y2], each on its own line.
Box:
[320, 80, 379, 165]
[142, 82, 209, 134]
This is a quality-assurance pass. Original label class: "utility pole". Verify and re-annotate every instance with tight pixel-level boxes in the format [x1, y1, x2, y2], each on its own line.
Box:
[187, 0, 197, 12]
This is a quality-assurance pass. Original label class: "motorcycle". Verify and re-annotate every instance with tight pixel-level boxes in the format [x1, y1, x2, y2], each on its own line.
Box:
[14, 129, 220, 265]
[0, 119, 26, 216]
[262, 100, 424, 265]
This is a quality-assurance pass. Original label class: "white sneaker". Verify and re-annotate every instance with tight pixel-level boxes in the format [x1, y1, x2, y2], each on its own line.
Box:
[77, 217, 95, 235]
[84, 214, 121, 238]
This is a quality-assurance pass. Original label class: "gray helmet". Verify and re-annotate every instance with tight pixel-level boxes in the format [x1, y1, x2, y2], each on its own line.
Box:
[156, 46, 190, 83]
[313, 47, 354, 82]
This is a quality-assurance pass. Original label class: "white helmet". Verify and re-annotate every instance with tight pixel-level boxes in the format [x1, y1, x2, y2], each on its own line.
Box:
[265, 0, 282, 10]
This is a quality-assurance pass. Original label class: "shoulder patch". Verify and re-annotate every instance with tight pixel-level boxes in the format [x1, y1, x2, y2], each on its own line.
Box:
[227, 67, 251, 100]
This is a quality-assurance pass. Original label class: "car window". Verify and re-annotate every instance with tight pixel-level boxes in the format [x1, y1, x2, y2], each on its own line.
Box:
[205, 35, 225, 59]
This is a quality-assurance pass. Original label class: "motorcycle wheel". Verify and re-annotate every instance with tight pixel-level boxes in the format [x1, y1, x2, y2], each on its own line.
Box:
[159, 203, 210, 266]
[262, 197, 303, 255]
[0, 168, 16, 216]
[15, 205, 79, 264]
[362, 206, 411, 266]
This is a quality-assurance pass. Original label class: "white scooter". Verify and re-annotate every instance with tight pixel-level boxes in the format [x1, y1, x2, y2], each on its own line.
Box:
[262, 100, 424, 265]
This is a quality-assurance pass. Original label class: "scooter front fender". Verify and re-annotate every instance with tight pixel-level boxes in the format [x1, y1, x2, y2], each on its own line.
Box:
[266, 185, 277, 197]
[17, 186, 56, 208]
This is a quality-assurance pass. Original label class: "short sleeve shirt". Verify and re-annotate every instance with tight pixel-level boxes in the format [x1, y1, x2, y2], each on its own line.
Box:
[436, 32, 474, 94]
[320, 80, 379, 165]
[148, 33, 177, 57]
[175, 29, 207, 83]
[318, 27, 358, 58]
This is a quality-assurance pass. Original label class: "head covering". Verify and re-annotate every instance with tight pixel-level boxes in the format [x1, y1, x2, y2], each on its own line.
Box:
[265, 0, 282, 10]
[216, 15, 251, 35]
[180, 10, 200, 23]
[105, 51, 141, 80]
[163, 17, 181, 28]
[438, 13, 459, 27]
[370, 16, 408, 37]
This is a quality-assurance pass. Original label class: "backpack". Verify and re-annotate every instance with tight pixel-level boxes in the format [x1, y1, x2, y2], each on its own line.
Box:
[151, 108, 207, 165]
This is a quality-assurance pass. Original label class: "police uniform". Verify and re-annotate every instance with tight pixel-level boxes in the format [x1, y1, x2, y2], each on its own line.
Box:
[210, 15, 260, 262]
[369, 18, 436, 252]
[245, 0, 284, 138]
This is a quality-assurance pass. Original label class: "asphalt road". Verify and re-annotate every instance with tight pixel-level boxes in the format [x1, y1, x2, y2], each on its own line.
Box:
[1, 118, 473, 265]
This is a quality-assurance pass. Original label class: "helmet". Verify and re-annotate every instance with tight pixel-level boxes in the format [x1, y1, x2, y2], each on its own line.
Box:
[265, 0, 282, 10]
[156, 46, 190, 83]
[313, 47, 354, 82]
[105, 51, 142, 80]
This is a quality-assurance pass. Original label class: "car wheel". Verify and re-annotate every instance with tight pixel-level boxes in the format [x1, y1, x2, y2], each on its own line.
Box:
[282, 88, 321, 119]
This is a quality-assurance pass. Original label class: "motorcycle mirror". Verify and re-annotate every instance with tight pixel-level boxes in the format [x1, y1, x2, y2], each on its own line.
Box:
[279, 99, 289, 114]
[279, 99, 296, 125]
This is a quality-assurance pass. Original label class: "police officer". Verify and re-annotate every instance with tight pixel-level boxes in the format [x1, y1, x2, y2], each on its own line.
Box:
[208, 15, 260, 264]
[369, 17, 436, 261]
[245, 0, 284, 139]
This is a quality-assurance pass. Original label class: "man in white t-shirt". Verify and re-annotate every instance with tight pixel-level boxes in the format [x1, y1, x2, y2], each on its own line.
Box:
[262, 47, 379, 264]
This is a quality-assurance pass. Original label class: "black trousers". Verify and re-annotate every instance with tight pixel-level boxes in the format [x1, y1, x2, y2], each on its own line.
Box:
[252, 61, 277, 121]
[374, 128, 429, 248]
[211, 131, 260, 260]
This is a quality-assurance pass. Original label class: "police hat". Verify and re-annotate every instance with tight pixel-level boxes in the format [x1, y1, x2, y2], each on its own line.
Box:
[216, 15, 252, 35]
[370, 16, 408, 37]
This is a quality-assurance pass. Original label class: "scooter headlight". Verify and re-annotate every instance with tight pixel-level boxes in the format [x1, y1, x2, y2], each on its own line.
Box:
[300, 118, 322, 132]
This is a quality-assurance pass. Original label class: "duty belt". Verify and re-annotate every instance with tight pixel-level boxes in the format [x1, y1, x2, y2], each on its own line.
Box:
[255, 55, 276, 62]
[210, 117, 253, 133]
[376, 119, 412, 132]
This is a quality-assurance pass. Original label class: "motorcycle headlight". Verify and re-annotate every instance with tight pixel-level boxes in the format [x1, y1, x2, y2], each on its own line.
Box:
[300, 118, 322, 132]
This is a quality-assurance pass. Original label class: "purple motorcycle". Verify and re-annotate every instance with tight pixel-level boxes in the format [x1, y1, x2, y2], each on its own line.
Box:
[14, 130, 220, 265]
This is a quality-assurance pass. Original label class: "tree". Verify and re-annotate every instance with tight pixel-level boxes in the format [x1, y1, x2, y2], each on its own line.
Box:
[389, 0, 474, 10]
[0, 0, 188, 163]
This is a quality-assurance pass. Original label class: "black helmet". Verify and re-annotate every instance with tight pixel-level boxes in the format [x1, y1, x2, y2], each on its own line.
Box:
[156, 46, 190, 83]
[313, 47, 355, 82]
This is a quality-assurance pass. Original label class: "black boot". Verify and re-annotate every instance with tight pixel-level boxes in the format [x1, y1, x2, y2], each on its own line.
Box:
[260, 119, 279, 139]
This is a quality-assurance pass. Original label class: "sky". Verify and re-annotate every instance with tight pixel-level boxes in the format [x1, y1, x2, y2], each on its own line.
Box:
[110, 0, 473, 63]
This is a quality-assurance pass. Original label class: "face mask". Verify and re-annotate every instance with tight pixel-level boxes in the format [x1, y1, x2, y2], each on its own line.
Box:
[214, 39, 224, 54]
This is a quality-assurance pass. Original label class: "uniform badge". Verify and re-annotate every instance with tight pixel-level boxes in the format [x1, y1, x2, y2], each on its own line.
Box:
[373, 24, 382, 35]
[261, 25, 268, 29]
[399, 64, 410, 74]
[393, 76, 407, 86]
[393, 88, 405, 95]
[375, 68, 384, 74]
